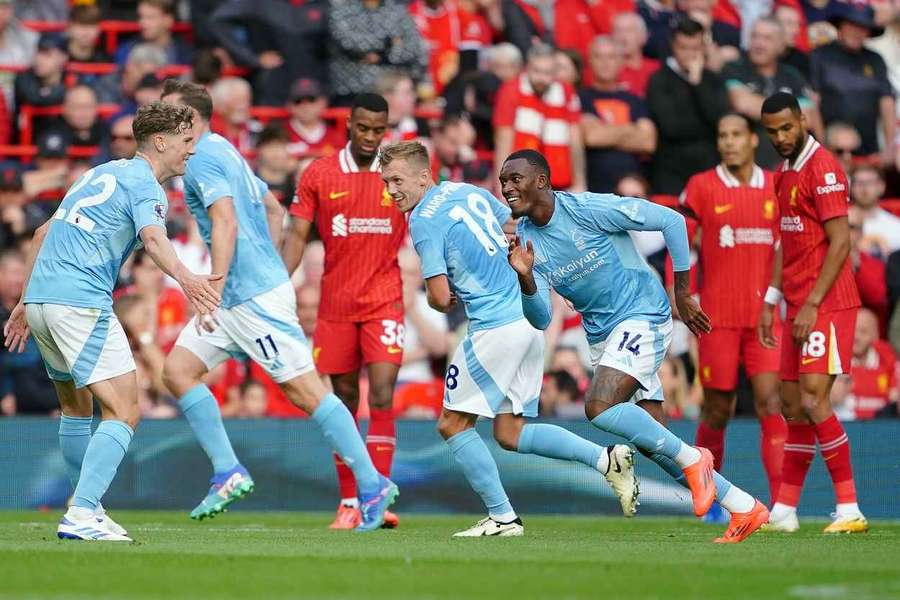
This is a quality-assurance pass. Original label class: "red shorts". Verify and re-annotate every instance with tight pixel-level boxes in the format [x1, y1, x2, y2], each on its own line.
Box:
[312, 316, 405, 374]
[780, 308, 857, 381]
[698, 324, 781, 390]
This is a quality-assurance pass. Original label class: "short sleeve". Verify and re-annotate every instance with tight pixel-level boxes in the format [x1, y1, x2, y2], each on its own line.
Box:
[493, 80, 517, 128]
[131, 191, 167, 236]
[290, 161, 320, 221]
[679, 174, 704, 220]
[254, 175, 270, 199]
[806, 155, 850, 222]
[410, 218, 447, 279]
[186, 154, 234, 208]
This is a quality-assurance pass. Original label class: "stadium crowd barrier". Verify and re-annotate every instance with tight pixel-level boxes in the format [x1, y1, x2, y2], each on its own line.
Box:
[2, 418, 898, 518]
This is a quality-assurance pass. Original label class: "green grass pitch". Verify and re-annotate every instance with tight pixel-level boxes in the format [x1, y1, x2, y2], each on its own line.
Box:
[1, 510, 898, 600]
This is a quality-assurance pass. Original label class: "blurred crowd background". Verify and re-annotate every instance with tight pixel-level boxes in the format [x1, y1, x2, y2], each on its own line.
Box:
[0, 0, 897, 422]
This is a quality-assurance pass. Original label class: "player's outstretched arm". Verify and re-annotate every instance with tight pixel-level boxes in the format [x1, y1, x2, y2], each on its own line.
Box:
[139, 225, 222, 317]
[262, 191, 285, 249]
[508, 237, 551, 330]
[281, 217, 312, 276]
[759, 242, 783, 349]
[2, 219, 51, 353]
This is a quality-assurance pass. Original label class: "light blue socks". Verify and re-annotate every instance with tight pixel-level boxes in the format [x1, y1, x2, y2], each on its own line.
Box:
[591, 402, 684, 458]
[517, 423, 603, 470]
[178, 384, 239, 474]
[71, 420, 133, 510]
[312, 394, 381, 495]
[59, 414, 92, 489]
[447, 428, 514, 520]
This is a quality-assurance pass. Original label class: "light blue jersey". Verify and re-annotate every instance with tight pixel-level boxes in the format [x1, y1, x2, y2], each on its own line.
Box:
[25, 157, 168, 309]
[517, 191, 691, 343]
[183, 132, 288, 309]
[410, 182, 521, 332]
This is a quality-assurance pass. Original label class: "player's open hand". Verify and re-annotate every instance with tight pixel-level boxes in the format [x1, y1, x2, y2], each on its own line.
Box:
[674, 293, 712, 337]
[3, 302, 29, 354]
[179, 272, 224, 317]
[758, 303, 777, 349]
[792, 301, 818, 347]
[507, 236, 535, 277]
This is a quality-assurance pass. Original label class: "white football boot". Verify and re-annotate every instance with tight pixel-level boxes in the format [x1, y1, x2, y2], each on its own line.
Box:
[453, 516, 524, 537]
[603, 445, 639, 517]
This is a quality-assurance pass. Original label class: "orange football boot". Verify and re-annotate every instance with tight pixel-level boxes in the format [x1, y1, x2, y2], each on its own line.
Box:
[714, 500, 769, 543]
[682, 447, 716, 517]
[329, 504, 361, 529]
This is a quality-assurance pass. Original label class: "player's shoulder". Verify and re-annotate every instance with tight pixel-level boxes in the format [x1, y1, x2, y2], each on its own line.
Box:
[801, 145, 847, 185]
[301, 153, 340, 181]
[104, 157, 160, 198]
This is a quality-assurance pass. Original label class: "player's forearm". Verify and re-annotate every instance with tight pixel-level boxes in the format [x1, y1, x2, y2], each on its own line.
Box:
[209, 216, 237, 294]
[141, 226, 193, 286]
[651, 206, 691, 272]
[281, 218, 310, 275]
[521, 288, 551, 330]
[672, 269, 692, 299]
[806, 221, 851, 307]
[18, 219, 50, 302]
[769, 243, 783, 290]
[880, 97, 896, 154]
[263, 192, 285, 249]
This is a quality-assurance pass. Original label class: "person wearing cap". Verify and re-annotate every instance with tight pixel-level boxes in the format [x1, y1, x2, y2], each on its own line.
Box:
[811, 2, 896, 167]
[284, 78, 344, 161]
[13, 32, 67, 137]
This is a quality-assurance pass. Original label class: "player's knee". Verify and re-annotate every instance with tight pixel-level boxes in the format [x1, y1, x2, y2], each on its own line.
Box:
[367, 384, 393, 411]
[494, 430, 519, 451]
[584, 400, 612, 421]
[161, 360, 191, 397]
[436, 418, 458, 440]
[700, 401, 731, 429]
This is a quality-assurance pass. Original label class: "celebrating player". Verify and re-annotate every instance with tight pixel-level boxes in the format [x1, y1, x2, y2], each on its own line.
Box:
[759, 92, 866, 533]
[381, 141, 638, 536]
[503, 149, 769, 543]
[678, 114, 786, 516]
[3, 102, 222, 541]
[160, 81, 397, 532]
[282, 94, 406, 529]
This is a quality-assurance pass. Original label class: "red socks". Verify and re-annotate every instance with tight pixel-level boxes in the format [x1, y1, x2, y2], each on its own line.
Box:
[777, 423, 816, 507]
[814, 415, 857, 504]
[759, 414, 787, 505]
[695, 422, 725, 472]
[366, 408, 396, 478]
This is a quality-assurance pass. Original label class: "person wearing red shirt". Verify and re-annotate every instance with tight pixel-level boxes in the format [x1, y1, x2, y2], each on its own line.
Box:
[493, 43, 585, 191]
[833, 308, 898, 420]
[284, 78, 344, 161]
[759, 92, 866, 534]
[612, 11, 660, 97]
[283, 94, 406, 530]
[679, 114, 786, 513]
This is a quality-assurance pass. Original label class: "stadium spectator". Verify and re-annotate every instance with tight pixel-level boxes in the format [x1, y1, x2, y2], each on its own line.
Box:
[52, 85, 111, 164]
[327, 0, 427, 105]
[109, 115, 137, 160]
[812, 1, 896, 165]
[850, 165, 900, 255]
[485, 42, 523, 83]
[13, 0, 68, 22]
[23, 130, 69, 208]
[208, 0, 329, 106]
[848, 205, 889, 332]
[431, 115, 490, 185]
[66, 4, 110, 63]
[579, 35, 656, 194]
[866, 5, 900, 121]
[549, 346, 591, 395]
[476, 0, 542, 58]
[296, 284, 319, 340]
[209, 76, 260, 156]
[637, 0, 676, 60]
[641, 0, 740, 64]
[539, 370, 584, 418]
[824, 121, 862, 177]
[774, 2, 810, 78]
[115, 0, 192, 66]
[95, 43, 167, 107]
[191, 48, 222, 89]
[254, 125, 297, 208]
[612, 11, 660, 97]
[0, 162, 46, 249]
[0, 90, 10, 145]
[494, 43, 585, 191]
[13, 33, 67, 138]
[284, 78, 343, 162]
[647, 17, 730, 195]
[118, 249, 189, 353]
[396, 248, 449, 386]
[442, 63, 502, 150]
[0, 0, 37, 108]
[375, 71, 422, 144]
[831, 308, 898, 420]
[722, 16, 820, 169]
[133, 73, 163, 109]
[555, 48, 583, 89]
[659, 355, 698, 419]
[0, 249, 57, 414]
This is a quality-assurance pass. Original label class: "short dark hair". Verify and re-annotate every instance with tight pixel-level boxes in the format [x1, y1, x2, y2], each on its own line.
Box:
[70, 4, 101, 25]
[351, 93, 389, 116]
[504, 149, 551, 180]
[139, 0, 177, 17]
[718, 112, 756, 133]
[547, 370, 580, 403]
[761, 92, 801, 117]
[133, 101, 193, 145]
[161, 78, 213, 121]
[671, 16, 705, 40]
[257, 124, 289, 147]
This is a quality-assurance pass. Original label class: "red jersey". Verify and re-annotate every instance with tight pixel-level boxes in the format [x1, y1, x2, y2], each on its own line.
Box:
[285, 120, 344, 159]
[846, 340, 897, 419]
[681, 164, 778, 328]
[775, 136, 860, 317]
[617, 57, 660, 98]
[291, 144, 406, 322]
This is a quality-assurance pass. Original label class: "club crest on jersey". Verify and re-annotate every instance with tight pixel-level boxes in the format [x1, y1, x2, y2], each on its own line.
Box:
[571, 228, 587, 251]
[789, 185, 799, 207]
[381, 188, 393, 207]
[763, 199, 775, 220]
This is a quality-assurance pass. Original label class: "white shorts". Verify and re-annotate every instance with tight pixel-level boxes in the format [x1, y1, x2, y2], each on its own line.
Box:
[25, 303, 136, 388]
[174, 281, 315, 383]
[589, 319, 672, 403]
[443, 318, 544, 419]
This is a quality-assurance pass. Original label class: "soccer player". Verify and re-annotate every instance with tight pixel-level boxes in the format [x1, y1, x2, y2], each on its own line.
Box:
[503, 149, 769, 543]
[159, 81, 398, 532]
[3, 102, 222, 541]
[678, 113, 786, 516]
[380, 141, 638, 536]
[759, 92, 866, 533]
[282, 94, 406, 529]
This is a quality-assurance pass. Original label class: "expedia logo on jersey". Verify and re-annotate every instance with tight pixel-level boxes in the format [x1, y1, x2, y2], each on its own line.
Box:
[331, 213, 393, 237]
[816, 172, 845, 195]
[547, 250, 604, 285]
[780, 215, 804, 232]
[719, 225, 775, 247]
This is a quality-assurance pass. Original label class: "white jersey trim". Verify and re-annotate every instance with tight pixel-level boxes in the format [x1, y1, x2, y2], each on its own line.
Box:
[715, 164, 766, 189]
[782, 135, 820, 172]
[338, 143, 381, 174]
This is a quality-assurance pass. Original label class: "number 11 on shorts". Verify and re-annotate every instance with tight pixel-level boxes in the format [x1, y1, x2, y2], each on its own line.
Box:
[255, 334, 278, 360]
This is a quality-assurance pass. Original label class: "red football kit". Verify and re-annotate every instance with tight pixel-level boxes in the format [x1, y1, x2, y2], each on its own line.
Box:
[291, 144, 407, 374]
[681, 164, 781, 391]
[774, 136, 860, 381]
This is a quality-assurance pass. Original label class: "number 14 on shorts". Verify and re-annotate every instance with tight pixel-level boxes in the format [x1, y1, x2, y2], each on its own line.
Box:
[617, 331, 642, 356]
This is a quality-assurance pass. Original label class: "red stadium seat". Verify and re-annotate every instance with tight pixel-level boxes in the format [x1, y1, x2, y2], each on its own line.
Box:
[22, 19, 194, 57]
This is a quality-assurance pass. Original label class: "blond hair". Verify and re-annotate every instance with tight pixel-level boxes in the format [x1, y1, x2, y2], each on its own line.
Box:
[380, 141, 430, 171]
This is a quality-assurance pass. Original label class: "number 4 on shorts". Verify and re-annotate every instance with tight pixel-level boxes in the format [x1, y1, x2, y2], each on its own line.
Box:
[617, 331, 641, 356]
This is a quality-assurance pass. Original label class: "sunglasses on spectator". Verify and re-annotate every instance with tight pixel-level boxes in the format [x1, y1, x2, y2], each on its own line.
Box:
[833, 147, 856, 156]
[292, 96, 319, 104]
